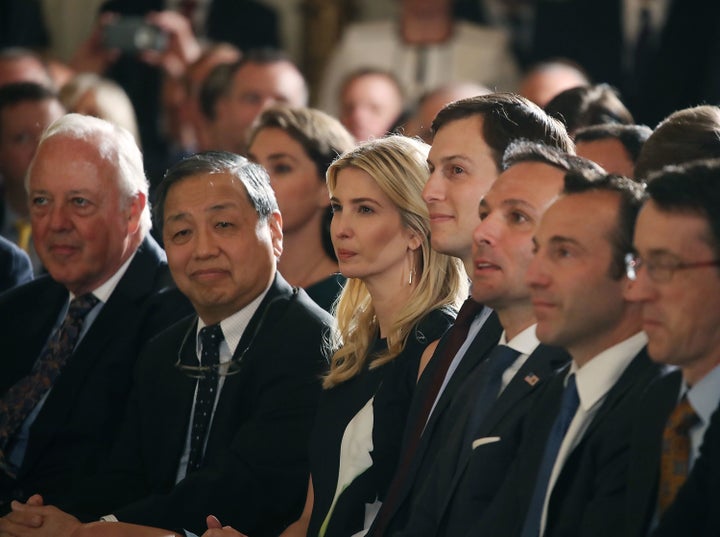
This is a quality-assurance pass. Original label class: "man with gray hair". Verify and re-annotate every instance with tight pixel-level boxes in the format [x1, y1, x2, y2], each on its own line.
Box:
[0, 113, 191, 512]
[0, 151, 332, 537]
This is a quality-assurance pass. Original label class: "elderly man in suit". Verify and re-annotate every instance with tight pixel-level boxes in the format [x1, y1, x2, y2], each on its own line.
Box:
[623, 159, 720, 537]
[0, 151, 332, 537]
[0, 113, 191, 512]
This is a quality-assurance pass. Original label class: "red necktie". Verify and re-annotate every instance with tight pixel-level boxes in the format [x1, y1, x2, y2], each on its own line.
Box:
[370, 298, 483, 535]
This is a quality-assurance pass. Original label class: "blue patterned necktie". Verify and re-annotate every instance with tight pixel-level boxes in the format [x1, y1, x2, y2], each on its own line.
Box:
[0, 293, 99, 475]
[521, 373, 579, 537]
[186, 323, 223, 473]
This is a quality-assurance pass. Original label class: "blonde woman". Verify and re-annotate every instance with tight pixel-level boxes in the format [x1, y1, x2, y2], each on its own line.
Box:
[277, 135, 467, 537]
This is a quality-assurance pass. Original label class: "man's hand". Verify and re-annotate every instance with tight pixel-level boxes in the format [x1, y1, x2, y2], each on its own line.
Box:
[0, 500, 81, 537]
[69, 13, 122, 74]
[201, 515, 248, 537]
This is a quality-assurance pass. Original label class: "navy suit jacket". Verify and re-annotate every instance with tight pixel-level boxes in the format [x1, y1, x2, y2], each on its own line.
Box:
[62, 274, 332, 537]
[476, 347, 663, 537]
[398, 344, 570, 537]
[0, 235, 32, 294]
[367, 310, 503, 536]
[0, 237, 191, 508]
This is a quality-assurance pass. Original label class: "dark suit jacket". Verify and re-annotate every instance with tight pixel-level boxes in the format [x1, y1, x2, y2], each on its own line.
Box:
[0, 235, 32, 294]
[476, 347, 662, 537]
[63, 274, 332, 537]
[624, 369, 681, 537]
[367, 311, 503, 536]
[397, 344, 570, 537]
[0, 237, 191, 508]
[651, 400, 720, 537]
[532, 0, 720, 126]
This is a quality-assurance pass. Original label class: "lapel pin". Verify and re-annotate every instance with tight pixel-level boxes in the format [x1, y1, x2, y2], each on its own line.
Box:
[524, 373, 540, 386]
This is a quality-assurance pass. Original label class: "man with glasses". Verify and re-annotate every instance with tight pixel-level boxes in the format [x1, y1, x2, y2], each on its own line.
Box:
[622, 158, 720, 536]
[0, 152, 332, 537]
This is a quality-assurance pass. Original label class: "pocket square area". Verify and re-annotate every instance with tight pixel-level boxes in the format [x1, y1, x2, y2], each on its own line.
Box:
[472, 436, 501, 449]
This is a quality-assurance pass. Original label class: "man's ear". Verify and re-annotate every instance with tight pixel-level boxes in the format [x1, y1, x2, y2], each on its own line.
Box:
[268, 211, 283, 258]
[126, 192, 146, 234]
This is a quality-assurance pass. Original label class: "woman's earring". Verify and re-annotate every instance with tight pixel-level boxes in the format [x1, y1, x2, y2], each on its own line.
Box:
[408, 251, 416, 285]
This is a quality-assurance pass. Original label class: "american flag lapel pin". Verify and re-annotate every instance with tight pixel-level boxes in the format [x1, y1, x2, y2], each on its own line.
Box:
[524, 373, 540, 386]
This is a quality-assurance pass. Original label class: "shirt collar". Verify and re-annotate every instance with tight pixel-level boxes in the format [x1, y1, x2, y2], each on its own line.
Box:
[686, 362, 720, 427]
[498, 323, 540, 357]
[196, 283, 271, 363]
[570, 331, 648, 411]
[69, 249, 137, 304]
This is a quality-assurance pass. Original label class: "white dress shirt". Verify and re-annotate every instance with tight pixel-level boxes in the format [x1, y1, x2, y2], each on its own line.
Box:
[539, 331, 648, 535]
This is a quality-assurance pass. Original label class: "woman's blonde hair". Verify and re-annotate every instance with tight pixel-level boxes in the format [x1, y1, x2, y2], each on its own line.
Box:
[59, 73, 141, 148]
[323, 135, 468, 388]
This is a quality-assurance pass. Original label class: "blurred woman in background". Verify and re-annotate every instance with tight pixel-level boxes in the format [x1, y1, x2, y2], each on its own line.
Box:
[248, 106, 355, 312]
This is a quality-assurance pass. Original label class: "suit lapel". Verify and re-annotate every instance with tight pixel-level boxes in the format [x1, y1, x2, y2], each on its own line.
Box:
[2, 280, 67, 392]
[205, 274, 295, 457]
[384, 312, 502, 519]
[445, 345, 569, 514]
[22, 240, 165, 471]
[576, 348, 655, 443]
[423, 312, 503, 436]
[629, 369, 681, 532]
[549, 348, 661, 516]
[158, 318, 202, 482]
[476, 345, 569, 438]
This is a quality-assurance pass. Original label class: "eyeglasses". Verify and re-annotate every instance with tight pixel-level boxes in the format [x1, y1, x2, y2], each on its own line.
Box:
[174, 292, 296, 379]
[624, 252, 720, 283]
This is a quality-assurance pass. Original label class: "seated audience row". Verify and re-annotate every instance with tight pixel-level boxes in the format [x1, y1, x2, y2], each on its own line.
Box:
[0, 81, 720, 537]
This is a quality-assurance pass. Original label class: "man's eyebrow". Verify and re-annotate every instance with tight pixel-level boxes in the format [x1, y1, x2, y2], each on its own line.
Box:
[548, 236, 583, 248]
[436, 154, 472, 164]
[500, 198, 536, 211]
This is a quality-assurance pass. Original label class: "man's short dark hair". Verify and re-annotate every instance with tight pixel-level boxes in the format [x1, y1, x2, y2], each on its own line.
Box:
[502, 139, 604, 177]
[634, 105, 720, 180]
[431, 92, 573, 169]
[574, 123, 653, 162]
[645, 158, 720, 260]
[563, 172, 648, 279]
[0, 47, 52, 85]
[153, 151, 279, 235]
[544, 83, 634, 135]
[0, 82, 58, 132]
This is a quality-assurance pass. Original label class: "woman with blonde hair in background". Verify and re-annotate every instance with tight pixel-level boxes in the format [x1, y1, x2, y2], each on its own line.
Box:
[59, 73, 141, 148]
